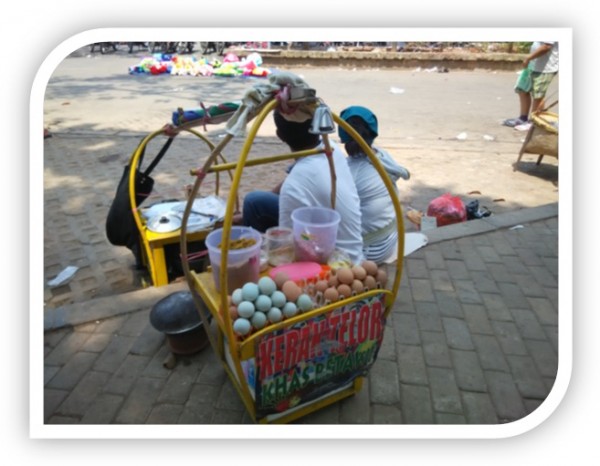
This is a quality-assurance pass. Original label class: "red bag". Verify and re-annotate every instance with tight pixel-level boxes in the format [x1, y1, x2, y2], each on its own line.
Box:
[427, 193, 467, 227]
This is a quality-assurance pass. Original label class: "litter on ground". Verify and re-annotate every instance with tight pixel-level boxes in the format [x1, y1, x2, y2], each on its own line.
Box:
[47, 266, 79, 287]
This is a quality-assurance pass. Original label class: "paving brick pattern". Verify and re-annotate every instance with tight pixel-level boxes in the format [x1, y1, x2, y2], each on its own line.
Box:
[43, 216, 559, 425]
[43, 133, 291, 307]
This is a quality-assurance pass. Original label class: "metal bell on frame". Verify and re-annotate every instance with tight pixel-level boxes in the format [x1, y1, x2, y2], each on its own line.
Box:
[310, 104, 336, 134]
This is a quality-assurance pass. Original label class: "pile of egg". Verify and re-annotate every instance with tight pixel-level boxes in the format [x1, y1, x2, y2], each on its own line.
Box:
[227, 260, 389, 338]
[228, 275, 314, 337]
[314, 260, 387, 304]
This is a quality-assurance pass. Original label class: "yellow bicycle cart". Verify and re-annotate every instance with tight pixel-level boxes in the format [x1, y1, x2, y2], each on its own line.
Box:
[179, 76, 405, 424]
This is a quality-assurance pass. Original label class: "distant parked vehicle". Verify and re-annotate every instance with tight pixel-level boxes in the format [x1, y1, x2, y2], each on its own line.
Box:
[90, 42, 118, 54]
[198, 42, 227, 55]
[127, 42, 148, 53]
[147, 42, 195, 54]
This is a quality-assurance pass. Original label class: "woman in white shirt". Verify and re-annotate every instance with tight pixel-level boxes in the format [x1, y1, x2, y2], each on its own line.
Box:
[338, 106, 410, 264]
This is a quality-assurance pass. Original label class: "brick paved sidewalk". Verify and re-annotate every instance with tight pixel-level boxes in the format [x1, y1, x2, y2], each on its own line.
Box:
[42, 206, 559, 427]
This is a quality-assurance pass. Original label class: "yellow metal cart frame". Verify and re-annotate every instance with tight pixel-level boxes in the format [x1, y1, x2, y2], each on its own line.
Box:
[180, 95, 405, 424]
[128, 127, 237, 286]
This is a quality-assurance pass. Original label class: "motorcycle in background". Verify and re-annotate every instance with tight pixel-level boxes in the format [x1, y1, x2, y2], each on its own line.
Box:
[90, 42, 118, 54]
[198, 42, 227, 55]
[147, 42, 195, 54]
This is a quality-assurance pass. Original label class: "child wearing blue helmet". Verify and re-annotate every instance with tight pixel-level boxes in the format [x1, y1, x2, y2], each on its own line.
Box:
[339, 105, 410, 264]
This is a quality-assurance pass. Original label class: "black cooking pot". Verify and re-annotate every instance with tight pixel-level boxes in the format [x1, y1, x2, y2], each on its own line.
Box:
[149, 291, 211, 355]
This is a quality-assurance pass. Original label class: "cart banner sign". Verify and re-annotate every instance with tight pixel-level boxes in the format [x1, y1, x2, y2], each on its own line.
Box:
[254, 294, 386, 415]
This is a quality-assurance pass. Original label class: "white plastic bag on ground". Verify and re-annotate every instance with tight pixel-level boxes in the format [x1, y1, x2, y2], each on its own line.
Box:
[47, 266, 79, 287]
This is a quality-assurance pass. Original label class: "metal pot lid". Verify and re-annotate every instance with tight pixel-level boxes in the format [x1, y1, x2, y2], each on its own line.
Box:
[150, 291, 203, 334]
[147, 212, 182, 233]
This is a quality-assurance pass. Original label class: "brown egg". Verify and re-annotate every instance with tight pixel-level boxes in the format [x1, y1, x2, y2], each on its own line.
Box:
[351, 279, 364, 294]
[351, 265, 367, 281]
[323, 287, 339, 303]
[229, 305, 239, 320]
[376, 268, 388, 287]
[363, 275, 377, 290]
[328, 274, 339, 287]
[362, 260, 378, 276]
[282, 280, 302, 303]
[315, 280, 329, 293]
[336, 267, 354, 285]
[337, 283, 352, 299]
[274, 271, 290, 289]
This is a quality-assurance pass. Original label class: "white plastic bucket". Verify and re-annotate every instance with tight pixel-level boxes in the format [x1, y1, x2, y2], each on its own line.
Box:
[291, 206, 341, 264]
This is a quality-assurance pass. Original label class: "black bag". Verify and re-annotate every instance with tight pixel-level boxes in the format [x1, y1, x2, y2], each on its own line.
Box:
[105, 137, 174, 265]
[465, 199, 492, 220]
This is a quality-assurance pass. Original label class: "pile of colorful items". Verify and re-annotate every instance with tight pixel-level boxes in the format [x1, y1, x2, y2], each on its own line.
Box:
[128, 52, 271, 78]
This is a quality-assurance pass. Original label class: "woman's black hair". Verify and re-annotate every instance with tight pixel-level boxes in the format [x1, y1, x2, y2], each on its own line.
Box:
[273, 111, 320, 151]
[344, 115, 376, 156]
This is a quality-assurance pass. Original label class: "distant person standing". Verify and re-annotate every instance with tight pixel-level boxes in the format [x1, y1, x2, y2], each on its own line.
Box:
[503, 41, 559, 129]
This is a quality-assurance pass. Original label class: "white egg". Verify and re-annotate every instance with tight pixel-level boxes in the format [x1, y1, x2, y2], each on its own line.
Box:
[296, 294, 314, 312]
[270, 290, 287, 308]
[237, 300, 255, 319]
[258, 276, 277, 295]
[241, 282, 260, 302]
[233, 318, 251, 336]
[282, 302, 298, 318]
[251, 311, 268, 330]
[267, 307, 283, 323]
[255, 294, 272, 312]
[231, 288, 243, 305]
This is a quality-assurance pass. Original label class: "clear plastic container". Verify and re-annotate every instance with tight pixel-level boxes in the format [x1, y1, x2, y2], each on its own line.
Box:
[291, 206, 341, 264]
[265, 226, 295, 266]
[205, 226, 262, 293]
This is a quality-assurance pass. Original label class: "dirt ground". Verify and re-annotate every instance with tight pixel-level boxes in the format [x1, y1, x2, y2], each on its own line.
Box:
[41, 52, 560, 306]
[44, 51, 559, 229]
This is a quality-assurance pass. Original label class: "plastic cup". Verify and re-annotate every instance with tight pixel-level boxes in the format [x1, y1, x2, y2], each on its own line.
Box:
[291, 206, 341, 264]
[205, 226, 262, 293]
[265, 226, 295, 266]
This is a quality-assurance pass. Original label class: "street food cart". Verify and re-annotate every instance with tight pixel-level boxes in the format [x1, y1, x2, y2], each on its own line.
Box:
[177, 73, 406, 423]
